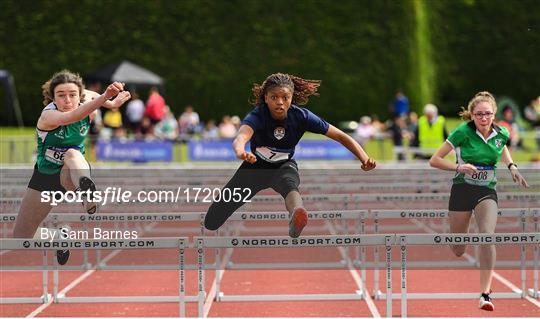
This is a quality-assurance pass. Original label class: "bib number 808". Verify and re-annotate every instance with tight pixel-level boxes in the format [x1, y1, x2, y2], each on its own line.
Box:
[470, 171, 488, 180]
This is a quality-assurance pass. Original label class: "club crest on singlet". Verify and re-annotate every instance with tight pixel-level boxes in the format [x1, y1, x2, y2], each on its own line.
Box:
[274, 127, 285, 140]
[495, 138, 503, 148]
[80, 124, 88, 136]
[54, 127, 65, 139]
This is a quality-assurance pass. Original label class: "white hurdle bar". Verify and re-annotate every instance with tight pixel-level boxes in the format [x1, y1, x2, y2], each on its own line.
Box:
[0, 237, 190, 317]
[223, 210, 367, 269]
[194, 234, 394, 318]
[397, 233, 540, 318]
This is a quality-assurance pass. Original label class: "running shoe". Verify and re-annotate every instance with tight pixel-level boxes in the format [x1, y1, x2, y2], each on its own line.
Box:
[289, 207, 308, 238]
[479, 292, 494, 311]
[56, 249, 70, 265]
[78, 176, 97, 214]
[56, 225, 71, 265]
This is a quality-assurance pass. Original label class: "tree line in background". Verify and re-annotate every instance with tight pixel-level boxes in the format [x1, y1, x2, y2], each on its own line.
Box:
[1, 0, 538, 126]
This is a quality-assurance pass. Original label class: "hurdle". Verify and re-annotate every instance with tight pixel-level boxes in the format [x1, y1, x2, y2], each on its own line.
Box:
[370, 208, 534, 299]
[0, 237, 189, 316]
[397, 233, 540, 318]
[222, 210, 367, 269]
[194, 234, 394, 318]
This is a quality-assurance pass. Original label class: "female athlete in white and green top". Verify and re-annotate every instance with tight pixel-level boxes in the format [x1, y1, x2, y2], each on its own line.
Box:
[13, 70, 131, 265]
[430, 91, 529, 311]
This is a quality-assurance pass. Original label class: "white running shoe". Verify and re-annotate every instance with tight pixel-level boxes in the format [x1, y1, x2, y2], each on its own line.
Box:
[479, 292, 494, 311]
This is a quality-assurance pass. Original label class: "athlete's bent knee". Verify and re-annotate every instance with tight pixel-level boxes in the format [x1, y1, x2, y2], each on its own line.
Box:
[64, 148, 80, 159]
[204, 218, 221, 231]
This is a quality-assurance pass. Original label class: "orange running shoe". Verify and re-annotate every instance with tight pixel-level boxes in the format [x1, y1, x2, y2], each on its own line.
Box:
[289, 207, 308, 238]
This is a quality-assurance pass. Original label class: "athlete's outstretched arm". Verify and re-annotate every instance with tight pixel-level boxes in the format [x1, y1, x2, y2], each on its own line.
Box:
[84, 89, 131, 109]
[38, 82, 123, 129]
[233, 124, 257, 163]
[500, 146, 528, 187]
[83, 89, 131, 122]
[429, 141, 477, 175]
[325, 124, 375, 171]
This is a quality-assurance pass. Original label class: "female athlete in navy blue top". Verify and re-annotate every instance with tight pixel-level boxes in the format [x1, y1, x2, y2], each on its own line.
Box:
[204, 73, 376, 237]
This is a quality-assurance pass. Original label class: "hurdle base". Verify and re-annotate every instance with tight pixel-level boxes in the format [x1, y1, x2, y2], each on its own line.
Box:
[217, 290, 363, 302]
[528, 289, 539, 298]
[55, 294, 198, 303]
[374, 290, 523, 300]
[94, 263, 207, 270]
[226, 261, 347, 270]
[0, 294, 52, 304]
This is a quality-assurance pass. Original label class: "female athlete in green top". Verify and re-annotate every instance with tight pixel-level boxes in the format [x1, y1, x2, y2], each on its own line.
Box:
[430, 91, 529, 311]
[13, 70, 131, 265]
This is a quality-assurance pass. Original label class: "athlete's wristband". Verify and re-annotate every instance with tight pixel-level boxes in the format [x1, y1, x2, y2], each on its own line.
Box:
[507, 163, 517, 170]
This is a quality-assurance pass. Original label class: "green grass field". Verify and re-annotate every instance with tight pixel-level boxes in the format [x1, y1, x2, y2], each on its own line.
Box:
[1, 120, 538, 164]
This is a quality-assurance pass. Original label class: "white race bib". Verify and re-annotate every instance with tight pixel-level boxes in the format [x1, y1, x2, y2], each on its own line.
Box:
[255, 147, 290, 163]
[464, 165, 496, 186]
[45, 147, 68, 165]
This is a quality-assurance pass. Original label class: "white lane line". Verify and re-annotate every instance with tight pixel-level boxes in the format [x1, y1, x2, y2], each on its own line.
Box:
[411, 218, 540, 309]
[0, 250, 12, 256]
[326, 221, 381, 318]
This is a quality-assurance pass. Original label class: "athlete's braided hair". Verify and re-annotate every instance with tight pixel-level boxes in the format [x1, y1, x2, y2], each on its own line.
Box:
[250, 73, 321, 106]
[42, 70, 85, 106]
[459, 91, 497, 121]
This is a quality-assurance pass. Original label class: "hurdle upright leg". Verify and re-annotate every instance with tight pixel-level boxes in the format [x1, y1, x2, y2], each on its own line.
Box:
[400, 236, 407, 318]
[529, 209, 539, 298]
[196, 239, 206, 318]
[179, 240, 185, 318]
[385, 236, 393, 318]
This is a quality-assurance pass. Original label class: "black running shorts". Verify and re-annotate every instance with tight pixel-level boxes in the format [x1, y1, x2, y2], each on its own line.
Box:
[28, 164, 66, 193]
[448, 183, 498, 212]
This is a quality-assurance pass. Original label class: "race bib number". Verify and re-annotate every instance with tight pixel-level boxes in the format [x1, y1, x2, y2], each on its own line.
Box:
[464, 165, 496, 186]
[45, 147, 68, 165]
[255, 147, 290, 163]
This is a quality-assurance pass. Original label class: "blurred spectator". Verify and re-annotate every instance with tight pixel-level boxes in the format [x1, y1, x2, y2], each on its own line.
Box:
[202, 119, 220, 140]
[408, 111, 418, 136]
[139, 116, 155, 140]
[354, 116, 376, 147]
[498, 105, 521, 149]
[524, 97, 540, 150]
[125, 92, 145, 135]
[178, 105, 201, 135]
[231, 115, 241, 130]
[412, 103, 447, 159]
[154, 106, 179, 141]
[388, 114, 409, 161]
[144, 87, 166, 125]
[371, 114, 386, 137]
[219, 115, 237, 139]
[391, 89, 409, 117]
[524, 96, 540, 125]
[102, 107, 124, 139]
